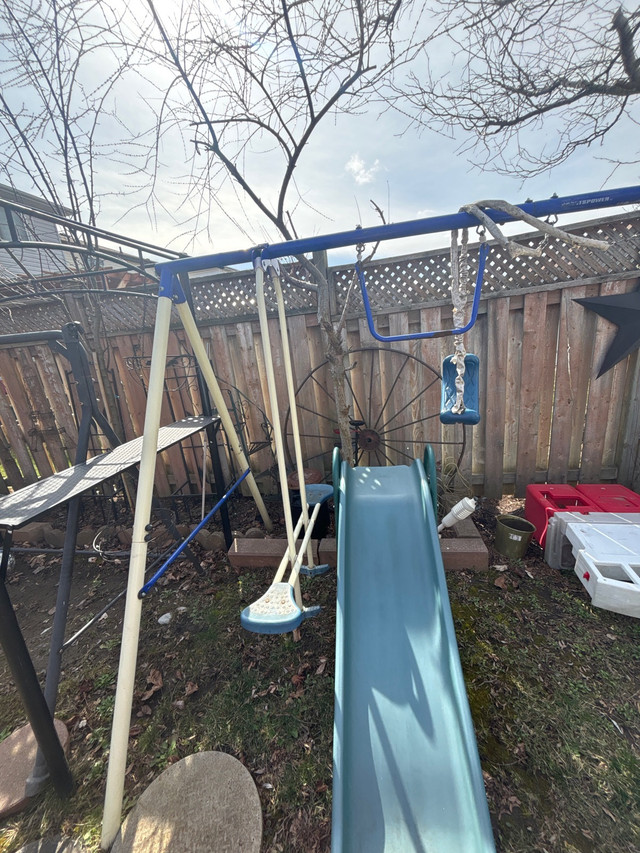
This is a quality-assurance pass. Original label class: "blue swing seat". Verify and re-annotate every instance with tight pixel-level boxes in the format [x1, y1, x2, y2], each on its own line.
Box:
[440, 353, 481, 425]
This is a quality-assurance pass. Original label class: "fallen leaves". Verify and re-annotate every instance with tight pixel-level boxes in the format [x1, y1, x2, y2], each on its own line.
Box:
[139, 668, 163, 702]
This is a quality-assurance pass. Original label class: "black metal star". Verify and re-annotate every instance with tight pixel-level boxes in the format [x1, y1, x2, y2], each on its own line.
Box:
[574, 288, 640, 377]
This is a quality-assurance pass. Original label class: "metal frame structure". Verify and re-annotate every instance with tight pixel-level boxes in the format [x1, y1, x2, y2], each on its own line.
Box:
[101, 185, 640, 848]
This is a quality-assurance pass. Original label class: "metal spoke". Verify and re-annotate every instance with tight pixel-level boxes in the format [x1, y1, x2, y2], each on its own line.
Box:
[295, 402, 338, 426]
[380, 413, 440, 436]
[373, 353, 410, 430]
[309, 372, 335, 403]
[378, 379, 439, 433]
[379, 443, 415, 464]
[376, 445, 396, 466]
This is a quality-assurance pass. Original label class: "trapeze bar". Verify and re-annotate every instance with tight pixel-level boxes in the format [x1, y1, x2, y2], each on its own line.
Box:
[358, 242, 489, 341]
[155, 185, 640, 276]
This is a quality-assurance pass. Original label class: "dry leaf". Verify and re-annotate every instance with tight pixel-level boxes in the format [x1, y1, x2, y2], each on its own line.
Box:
[494, 575, 508, 590]
[140, 668, 163, 701]
[316, 657, 327, 675]
[185, 681, 199, 696]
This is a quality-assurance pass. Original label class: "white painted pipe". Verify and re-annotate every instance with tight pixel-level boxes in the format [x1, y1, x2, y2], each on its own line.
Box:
[175, 300, 273, 532]
[271, 271, 314, 570]
[254, 262, 297, 575]
[101, 295, 172, 849]
[288, 502, 321, 590]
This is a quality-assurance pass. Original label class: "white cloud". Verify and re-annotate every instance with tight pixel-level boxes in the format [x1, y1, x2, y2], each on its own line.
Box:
[345, 154, 381, 185]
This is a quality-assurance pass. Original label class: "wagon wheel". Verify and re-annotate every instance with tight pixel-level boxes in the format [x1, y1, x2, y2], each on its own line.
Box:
[283, 347, 467, 474]
[217, 379, 276, 482]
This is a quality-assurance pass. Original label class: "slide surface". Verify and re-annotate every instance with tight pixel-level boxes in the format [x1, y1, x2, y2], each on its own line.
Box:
[332, 461, 495, 852]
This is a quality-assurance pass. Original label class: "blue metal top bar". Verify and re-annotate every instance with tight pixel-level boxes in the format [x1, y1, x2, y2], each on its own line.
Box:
[156, 185, 640, 276]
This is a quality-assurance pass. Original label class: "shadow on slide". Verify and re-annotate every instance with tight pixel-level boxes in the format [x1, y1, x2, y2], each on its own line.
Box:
[332, 460, 496, 853]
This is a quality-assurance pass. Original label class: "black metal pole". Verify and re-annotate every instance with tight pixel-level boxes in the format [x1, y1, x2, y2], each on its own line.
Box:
[0, 582, 73, 796]
[29, 323, 116, 794]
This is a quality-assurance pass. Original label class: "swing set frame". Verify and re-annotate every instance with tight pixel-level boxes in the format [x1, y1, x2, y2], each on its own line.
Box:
[100, 184, 640, 849]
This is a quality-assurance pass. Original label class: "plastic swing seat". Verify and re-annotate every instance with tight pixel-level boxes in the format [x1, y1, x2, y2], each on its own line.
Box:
[440, 353, 481, 425]
[240, 582, 321, 634]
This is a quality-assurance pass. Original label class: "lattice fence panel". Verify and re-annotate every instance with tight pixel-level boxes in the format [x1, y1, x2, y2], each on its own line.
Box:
[0, 213, 637, 334]
[332, 215, 640, 313]
[190, 262, 317, 323]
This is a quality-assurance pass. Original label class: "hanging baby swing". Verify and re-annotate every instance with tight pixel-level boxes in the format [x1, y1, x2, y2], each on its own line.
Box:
[355, 229, 489, 426]
[439, 227, 485, 426]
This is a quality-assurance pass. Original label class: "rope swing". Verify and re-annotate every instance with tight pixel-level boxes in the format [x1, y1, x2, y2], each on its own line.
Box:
[440, 228, 482, 425]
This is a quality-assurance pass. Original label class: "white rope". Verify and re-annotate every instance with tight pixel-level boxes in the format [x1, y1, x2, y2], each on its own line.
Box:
[449, 228, 469, 414]
[460, 200, 609, 257]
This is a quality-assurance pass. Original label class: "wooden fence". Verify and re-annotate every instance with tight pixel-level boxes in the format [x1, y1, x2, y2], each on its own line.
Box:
[0, 211, 639, 500]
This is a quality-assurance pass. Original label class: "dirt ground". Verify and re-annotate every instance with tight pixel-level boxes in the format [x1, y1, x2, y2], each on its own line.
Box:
[1, 492, 640, 853]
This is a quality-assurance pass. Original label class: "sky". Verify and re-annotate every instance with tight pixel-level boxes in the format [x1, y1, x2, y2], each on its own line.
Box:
[4, 0, 639, 268]
[115, 103, 638, 267]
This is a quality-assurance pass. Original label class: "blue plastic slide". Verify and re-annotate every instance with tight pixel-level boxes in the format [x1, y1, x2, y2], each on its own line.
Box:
[332, 461, 495, 852]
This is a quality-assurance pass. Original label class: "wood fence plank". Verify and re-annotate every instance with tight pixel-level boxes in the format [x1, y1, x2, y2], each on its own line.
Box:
[468, 310, 486, 486]
[228, 323, 274, 478]
[514, 292, 548, 496]
[581, 280, 630, 481]
[33, 344, 78, 456]
[548, 287, 590, 483]
[388, 314, 412, 465]
[418, 307, 444, 469]
[0, 350, 54, 478]
[617, 352, 640, 487]
[484, 297, 509, 498]
[287, 314, 321, 469]
[568, 284, 599, 471]
[17, 347, 70, 473]
[504, 304, 523, 480]
[0, 352, 38, 484]
[114, 335, 171, 496]
[536, 300, 560, 474]
[0, 424, 24, 490]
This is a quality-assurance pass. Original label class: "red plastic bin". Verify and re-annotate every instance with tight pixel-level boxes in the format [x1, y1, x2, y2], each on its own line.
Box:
[575, 483, 640, 514]
[524, 484, 599, 547]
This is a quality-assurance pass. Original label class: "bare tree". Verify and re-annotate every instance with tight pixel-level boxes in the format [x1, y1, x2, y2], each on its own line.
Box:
[0, 0, 149, 225]
[137, 0, 435, 463]
[401, 1, 640, 175]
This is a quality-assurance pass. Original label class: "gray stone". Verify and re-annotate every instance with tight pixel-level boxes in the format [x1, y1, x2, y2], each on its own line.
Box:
[42, 525, 65, 549]
[112, 751, 262, 853]
[75, 529, 96, 548]
[116, 527, 133, 546]
[195, 530, 225, 551]
[244, 528, 265, 539]
[0, 721, 69, 820]
[12, 523, 45, 544]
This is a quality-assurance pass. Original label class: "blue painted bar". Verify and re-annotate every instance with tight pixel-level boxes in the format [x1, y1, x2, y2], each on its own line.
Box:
[138, 468, 249, 598]
[155, 185, 640, 277]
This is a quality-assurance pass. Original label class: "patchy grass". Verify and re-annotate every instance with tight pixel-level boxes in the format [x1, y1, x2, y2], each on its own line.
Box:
[450, 561, 640, 853]
[1, 501, 640, 852]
